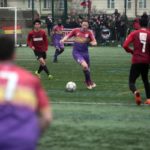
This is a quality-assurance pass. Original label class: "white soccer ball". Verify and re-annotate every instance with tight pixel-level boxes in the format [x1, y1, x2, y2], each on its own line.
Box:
[66, 81, 77, 92]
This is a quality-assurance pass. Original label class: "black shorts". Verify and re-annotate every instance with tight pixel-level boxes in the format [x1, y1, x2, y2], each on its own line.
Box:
[129, 63, 149, 83]
[34, 51, 46, 60]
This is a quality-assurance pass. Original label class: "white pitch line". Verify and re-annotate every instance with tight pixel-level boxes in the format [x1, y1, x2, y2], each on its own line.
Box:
[51, 101, 139, 106]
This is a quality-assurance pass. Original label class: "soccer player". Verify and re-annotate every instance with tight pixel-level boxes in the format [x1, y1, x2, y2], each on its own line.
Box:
[60, 20, 97, 89]
[52, 19, 64, 62]
[0, 35, 52, 150]
[27, 19, 53, 79]
[123, 18, 150, 105]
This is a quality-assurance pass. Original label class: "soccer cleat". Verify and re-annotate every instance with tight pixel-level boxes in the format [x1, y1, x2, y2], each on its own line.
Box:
[85, 81, 92, 90]
[53, 57, 58, 63]
[90, 81, 96, 88]
[134, 91, 142, 105]
[35, 71, 41, 79]
[144, 99, 150, 105]
[48, 74, 53, 80]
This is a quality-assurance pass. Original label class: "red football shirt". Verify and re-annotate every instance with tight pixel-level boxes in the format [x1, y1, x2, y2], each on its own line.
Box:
[123, 28, 150, 64]
[67, 28, 95, 43]
[0, 63, 49, 110]
[27, 29, 48, 52]
[53, 25, 64, 34]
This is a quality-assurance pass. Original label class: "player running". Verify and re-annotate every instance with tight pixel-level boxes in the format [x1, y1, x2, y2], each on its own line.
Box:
[52, 19, 65, 63]
[123, 18, 150, 105]
[0, 35, 52, 150]
[27, 19, 53, 79]
[60, 20, 97, 89]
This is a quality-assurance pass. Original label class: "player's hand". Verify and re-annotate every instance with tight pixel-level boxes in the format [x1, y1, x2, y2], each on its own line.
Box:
[60, 39, 64, 44]
[90, 41, 97, 46]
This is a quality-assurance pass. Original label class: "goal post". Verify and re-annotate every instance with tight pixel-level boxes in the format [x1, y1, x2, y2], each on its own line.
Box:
[0, 7, 17, 46]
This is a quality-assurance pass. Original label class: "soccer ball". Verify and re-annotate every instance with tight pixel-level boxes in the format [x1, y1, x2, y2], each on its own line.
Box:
[65, 81, 77, 92]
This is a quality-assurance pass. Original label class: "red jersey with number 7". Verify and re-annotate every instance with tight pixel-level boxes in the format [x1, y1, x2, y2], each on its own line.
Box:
[123, 28, 150, 64]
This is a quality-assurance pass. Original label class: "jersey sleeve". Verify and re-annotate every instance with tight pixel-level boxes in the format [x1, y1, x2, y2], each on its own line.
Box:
[66, 29, 76, 38]
[89, 30, 96, 41]
[43, 31, 48, 50]
[27, 32, 33, 48]
[123, 31, 135, 54]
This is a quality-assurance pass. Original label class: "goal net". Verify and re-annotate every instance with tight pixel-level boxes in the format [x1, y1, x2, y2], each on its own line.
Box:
[0, 7, 18, 46]
[0, 7, 35, 47]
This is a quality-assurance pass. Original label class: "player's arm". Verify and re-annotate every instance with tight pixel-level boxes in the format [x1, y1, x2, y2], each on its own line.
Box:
[89, 30, 97, 46]
[36, 79, 52, 133]
[60, 29, 76, 43]
[123, 32, 134, 54]
[43, 31, 48, 50]
[27, 32, 35, 50]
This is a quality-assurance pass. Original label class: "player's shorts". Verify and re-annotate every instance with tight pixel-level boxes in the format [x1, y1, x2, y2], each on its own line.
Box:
[53, 40, 64, 50]
[72, 51, 90, 66]
[34, 51, 46, 60]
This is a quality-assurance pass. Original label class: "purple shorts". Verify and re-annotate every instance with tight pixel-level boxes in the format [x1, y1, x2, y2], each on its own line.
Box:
[72, 51, 90, 66]
[53, 36, 64, 49]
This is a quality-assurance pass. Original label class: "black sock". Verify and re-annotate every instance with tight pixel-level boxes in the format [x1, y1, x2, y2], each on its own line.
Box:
[83, 70, 91, 82]
[38, 65, 43, 73]
[58, 48, 64, 55]
[54, 49, 60, 59]
[43, 65, 50, 75]
[54, 48, 64, 58]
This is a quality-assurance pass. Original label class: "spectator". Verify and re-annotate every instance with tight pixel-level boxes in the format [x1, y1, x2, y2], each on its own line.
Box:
[133, 17, 141, 30]
[45, 14, 53, 36]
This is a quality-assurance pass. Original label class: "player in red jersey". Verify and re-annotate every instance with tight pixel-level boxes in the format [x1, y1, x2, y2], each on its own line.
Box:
[123, 18, 150, 105]
[60, 20, 97, 89]
[0, 35, 52, 150]
[27, 19, 53, 79]
[52, 19, 64, 62]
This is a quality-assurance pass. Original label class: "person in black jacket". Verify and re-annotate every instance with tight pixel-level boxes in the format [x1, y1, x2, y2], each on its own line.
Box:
[45, 14, 53, 36]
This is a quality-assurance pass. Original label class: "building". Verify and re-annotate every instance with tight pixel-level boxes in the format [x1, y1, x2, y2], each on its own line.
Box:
[0, 0, 150, 18]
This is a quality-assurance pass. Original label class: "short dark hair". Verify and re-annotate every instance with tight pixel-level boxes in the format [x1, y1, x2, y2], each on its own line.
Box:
[0, 35, 15, 61]
[33, 19, 41, 25]
[140, 18, 148, 27]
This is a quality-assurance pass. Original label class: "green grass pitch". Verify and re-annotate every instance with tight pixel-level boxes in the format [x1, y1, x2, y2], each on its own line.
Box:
[16, 46, 150, 150]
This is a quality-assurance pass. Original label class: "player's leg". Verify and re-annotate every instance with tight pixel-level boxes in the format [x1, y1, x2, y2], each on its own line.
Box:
[82, 54, 96, 89]
[72, 52, 94, 89]
[39, 52, 53, 79]
[53, 43, 64, 63]
[129, 64, 141, 105]
[140, 64, 150, 104]
[34, 51, 43, 78]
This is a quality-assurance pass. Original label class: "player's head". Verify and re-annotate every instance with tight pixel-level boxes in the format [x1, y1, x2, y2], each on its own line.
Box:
[0, 35, 15, 61]
[81, 20, 89, 31]
[140, 18, 148, 28]
[33, 19, 41, 29]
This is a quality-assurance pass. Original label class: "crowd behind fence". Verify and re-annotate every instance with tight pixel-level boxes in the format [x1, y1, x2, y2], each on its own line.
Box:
[45, 10, 150, 46]
[0, 9, 150, 46]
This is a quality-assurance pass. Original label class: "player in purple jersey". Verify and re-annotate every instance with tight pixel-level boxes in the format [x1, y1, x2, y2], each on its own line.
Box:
[52, 19, 64, 62]
[0, 36, 52, 150]
[60, 20, 97, 89]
